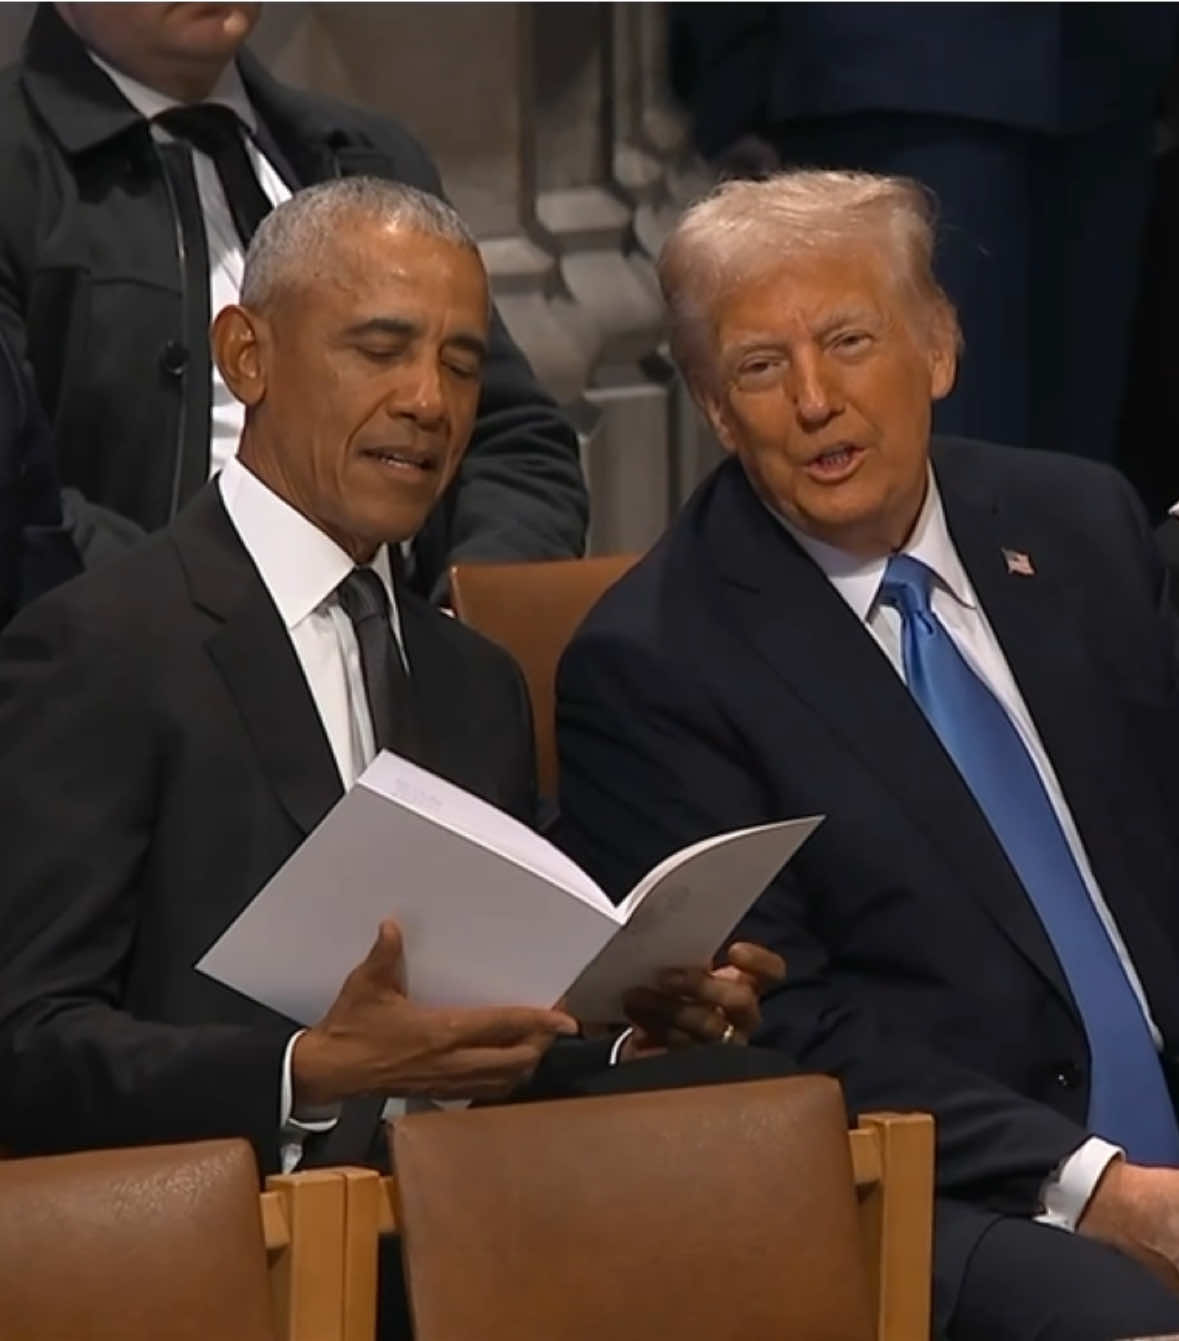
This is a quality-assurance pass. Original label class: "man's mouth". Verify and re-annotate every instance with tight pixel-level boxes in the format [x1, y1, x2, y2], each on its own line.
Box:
[361, 446, 439, 476]
[804, 443, 864, 480]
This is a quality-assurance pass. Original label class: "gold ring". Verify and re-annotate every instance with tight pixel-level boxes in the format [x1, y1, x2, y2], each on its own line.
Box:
[720, 1022, 736, 1045]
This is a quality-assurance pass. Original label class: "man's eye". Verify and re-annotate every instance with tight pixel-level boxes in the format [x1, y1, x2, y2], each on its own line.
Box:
[444, 356, 481, 380]
[734, 356, 783, 387]
[358, 346, 399, 363]
[833, 332, 872, 353]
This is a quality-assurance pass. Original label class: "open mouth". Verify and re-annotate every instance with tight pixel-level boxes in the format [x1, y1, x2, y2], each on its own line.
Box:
[361, 447, 438, 476]
[805, 444, 864, 480]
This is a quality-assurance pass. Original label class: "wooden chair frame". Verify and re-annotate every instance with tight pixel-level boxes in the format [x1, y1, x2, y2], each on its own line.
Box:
[263, 1110, 934, 1341]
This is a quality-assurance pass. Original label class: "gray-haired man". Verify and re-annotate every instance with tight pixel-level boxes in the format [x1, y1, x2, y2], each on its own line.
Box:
[0, 180, 782, 1186]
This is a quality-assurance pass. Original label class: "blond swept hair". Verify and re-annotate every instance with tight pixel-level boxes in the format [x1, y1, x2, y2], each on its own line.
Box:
[657, 169, 963, 393]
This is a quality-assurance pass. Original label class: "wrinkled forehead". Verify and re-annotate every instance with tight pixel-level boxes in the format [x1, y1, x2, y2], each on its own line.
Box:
[705, 243, 906, 347]
[275, 221, 489, 317]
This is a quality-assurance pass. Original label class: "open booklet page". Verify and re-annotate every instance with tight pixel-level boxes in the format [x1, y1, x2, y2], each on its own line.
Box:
[198, 751, 821, 1026]
[362, 751, 611, 912]
[563, 816, 821, 1020]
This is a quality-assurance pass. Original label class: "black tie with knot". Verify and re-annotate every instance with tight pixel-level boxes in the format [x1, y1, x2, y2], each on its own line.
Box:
[153, 103, 273, 247]
[300, 566, 417, 1170]
[335, 567, 418, 762]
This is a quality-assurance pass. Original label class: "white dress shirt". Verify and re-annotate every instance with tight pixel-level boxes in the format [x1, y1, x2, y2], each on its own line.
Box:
[774, 472, 1145, 1230]
[219, 456, 407, 1170]
[89, 53, 292, 476]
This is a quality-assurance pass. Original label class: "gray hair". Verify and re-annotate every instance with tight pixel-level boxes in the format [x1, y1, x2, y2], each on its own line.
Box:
[241, 176, 480, 310]
[657, 169, 962, 393]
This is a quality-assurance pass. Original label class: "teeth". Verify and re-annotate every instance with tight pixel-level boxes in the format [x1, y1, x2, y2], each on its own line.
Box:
[817, 447, 852, 467]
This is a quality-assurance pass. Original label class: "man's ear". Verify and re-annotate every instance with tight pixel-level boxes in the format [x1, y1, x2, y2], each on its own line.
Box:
[211, 304, 267, 408]
[697, 385, 739, 457]
[926, 304, 959, 403]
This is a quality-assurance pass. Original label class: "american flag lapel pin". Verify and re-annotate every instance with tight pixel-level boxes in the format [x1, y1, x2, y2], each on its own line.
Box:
[1001, 547, 1035, 577]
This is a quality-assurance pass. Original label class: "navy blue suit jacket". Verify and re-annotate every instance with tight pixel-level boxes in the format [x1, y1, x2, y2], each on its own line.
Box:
[558, 439, 1179, 1215]
[672, 2, 1178, 156]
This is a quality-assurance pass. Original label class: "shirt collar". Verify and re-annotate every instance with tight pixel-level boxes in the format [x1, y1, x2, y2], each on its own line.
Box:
[769, 467, 978, 621]
[218, 456, 401, 639]
[87, 50, 258, 135]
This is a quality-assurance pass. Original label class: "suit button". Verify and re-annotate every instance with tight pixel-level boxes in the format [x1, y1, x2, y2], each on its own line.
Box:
[1052, 1061, 1083, 1090]
[159, 340, 188, 376]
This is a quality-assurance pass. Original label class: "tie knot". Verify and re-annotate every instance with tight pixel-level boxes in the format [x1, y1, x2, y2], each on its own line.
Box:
[337, 567, 389, 626]
[154, 103, 244, 155]
[880, 553, 935, 618]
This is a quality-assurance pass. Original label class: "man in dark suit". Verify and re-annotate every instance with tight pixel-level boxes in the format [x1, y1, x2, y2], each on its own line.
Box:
[0, 3, 586, 601]
[0, 178, 780, 1184]
[0, 326, 79, 627]
[557, 169, 1179, 1339]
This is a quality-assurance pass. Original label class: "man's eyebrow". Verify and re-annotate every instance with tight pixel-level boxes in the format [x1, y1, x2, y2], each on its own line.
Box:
[340, 318, 486, 360]
[446, 331, 488, 360]
[814, 306, 881, 336]
[342, 316, 420, 340]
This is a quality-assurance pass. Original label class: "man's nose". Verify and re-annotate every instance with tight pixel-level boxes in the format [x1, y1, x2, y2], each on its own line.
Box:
[791, 349, 841, 426]
[390, 357, 445, 426]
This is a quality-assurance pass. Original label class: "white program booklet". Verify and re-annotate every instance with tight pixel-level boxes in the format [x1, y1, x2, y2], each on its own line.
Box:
[198, 751, 822, 1023]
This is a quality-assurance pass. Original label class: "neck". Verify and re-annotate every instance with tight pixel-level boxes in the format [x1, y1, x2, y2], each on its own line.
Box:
[235, 442, 380, 567]
[114, 57, 224, 103]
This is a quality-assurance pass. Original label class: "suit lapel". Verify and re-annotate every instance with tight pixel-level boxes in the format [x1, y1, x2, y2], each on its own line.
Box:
[939, 449, 1179, 1031]
[397, 590, 468, 784]
[701, 461, 1071, 1000]
[170, 485, 343, 837]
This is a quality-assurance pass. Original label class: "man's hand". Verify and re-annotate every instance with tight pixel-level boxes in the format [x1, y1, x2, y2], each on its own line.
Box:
[1078, 1157, 1179, 1295]
[619, 941, 786, 1060]
[292, 920, 579, 1107]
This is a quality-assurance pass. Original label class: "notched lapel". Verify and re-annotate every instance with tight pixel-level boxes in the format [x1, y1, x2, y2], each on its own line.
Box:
[172, 487, 343, 838]
[703, 463, 1071, 1001]
[944, 471, 1179, 1022]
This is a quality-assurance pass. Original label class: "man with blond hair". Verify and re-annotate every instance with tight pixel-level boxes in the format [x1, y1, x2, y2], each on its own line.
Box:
[557, 169, 1179, 1338]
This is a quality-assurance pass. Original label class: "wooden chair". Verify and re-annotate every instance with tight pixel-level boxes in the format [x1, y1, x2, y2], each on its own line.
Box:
[0, 1139, 279, 1341]
[449, 554, 638, 796]
[315, 1080, 934, 1341]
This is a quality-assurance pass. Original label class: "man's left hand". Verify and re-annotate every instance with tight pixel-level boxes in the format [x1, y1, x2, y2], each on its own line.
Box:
[618, 942, 785, 1060]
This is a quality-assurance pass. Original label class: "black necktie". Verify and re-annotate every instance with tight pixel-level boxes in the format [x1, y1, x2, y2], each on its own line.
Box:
[336, 567, 419, 762]
[154, 104, 273, 247]
[301, 565, 417, 1169]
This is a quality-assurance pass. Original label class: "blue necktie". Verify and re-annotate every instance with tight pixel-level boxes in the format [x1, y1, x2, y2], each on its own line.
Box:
[880, 553, 1179, 1163]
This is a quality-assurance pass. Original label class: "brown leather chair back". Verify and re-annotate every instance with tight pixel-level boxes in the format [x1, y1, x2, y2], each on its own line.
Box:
[0, 1139, 278, 1341]
[392, 1075, 876, 1341]
[449, 554, 639, 796]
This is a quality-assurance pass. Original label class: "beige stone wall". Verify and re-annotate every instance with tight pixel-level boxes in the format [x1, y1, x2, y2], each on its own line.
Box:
[1, 3, 721, 553]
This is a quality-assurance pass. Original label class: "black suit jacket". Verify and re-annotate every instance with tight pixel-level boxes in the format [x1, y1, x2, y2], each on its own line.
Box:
[0, 325, 79, 626]
[0, 483, 545, 1171]
[558, 438, 1179, 1217]
[0, 5, 586, 599]
[1157, 514, 1179, 616]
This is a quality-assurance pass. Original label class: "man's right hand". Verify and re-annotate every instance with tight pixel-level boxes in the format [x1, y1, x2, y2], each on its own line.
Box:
[1078, 1157, 1179, 1294]
[291, 920, 579, 1108]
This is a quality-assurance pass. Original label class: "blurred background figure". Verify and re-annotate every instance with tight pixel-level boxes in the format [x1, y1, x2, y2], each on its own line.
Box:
[670, 1, 1179, 480]
[0, 3, 587, 601]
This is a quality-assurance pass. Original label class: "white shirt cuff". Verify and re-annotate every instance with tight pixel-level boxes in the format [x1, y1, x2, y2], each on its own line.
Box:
[1036, 1137, 1123, 1231]
[278, 1030, 340, 1174]
[609, 1028, 634, 1065]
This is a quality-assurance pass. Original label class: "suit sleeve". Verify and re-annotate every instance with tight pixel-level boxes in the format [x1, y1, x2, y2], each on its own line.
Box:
[0, 595, 290, 1167]
[364, 125, 588, 597]
[556, 629, 1089, 1215]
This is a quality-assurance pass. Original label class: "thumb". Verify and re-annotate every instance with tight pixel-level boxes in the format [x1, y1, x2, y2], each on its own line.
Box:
[363, 918, 407, 993]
